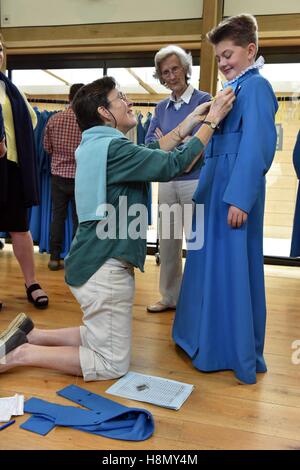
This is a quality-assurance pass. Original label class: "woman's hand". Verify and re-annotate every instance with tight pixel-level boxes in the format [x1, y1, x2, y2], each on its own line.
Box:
[190, 101, 212, 124]
[227, 205, 248, 228]
[206, 87, 235, 125]
[179, 102, 212, 138]
[0, 138, 6, 158]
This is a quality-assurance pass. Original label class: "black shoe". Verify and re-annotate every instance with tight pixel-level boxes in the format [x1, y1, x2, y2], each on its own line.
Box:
[0, 328, 28, 360]
[26, 283, 49, 309]
[0, 313, 34, 339]
[48, 258, 64, 271]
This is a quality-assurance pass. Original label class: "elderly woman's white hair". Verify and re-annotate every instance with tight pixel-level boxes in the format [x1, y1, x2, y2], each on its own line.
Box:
[153, 45, 193, 85]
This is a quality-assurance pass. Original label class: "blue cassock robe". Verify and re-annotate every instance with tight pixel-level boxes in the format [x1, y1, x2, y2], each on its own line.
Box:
[172, 69, 278, 384]
[290, 130, 300, 257]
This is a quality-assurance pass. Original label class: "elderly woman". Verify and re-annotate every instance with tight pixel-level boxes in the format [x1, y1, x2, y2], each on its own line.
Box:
[173, 14, 278, 384]
[0, 76, 234, 381]
[0, 34, 48, 311]
[146, 45, 211, 313]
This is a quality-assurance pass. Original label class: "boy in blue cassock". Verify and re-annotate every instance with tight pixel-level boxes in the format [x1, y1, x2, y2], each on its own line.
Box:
[172, 14, 278, 384]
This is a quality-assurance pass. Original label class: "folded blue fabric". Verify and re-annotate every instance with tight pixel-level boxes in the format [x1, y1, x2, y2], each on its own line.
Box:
[21, 384, 154, 441]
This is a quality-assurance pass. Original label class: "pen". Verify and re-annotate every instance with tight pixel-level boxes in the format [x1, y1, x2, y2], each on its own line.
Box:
[0, 419, 16, 431]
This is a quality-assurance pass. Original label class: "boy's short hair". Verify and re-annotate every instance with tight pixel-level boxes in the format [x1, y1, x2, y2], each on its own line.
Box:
[72, 76, 116, 132]
[207, 14, 258, 48]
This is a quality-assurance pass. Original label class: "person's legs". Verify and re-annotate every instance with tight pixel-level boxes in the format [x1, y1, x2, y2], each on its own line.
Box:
[0, 259, 135, 380]
[70, 258, 135, 381]
[177, 179, 199, 241]
[158, 181, 182, 307]
[50, 175, 70, 262]
[0, 343, 81, 376]
[0, 325, 82, 375]
[147, 179, 199, 312]
[28, 326, 81, 347]
[69, 181, 78, 239]
[10, 230, 48, 305]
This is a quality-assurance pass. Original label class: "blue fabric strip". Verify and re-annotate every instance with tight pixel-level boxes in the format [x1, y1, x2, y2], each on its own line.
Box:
[21, 385, 154, 441]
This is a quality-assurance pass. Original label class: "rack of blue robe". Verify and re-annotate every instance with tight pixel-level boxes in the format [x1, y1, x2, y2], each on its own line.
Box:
[30, 105, 74, 257]
[1, 99, 156, 256]
[133, 102, 155, 226]
[0, 102, 74, 257]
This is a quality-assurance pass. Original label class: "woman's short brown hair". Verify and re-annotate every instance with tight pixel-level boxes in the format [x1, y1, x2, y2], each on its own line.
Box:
[207, 14, 258, 48]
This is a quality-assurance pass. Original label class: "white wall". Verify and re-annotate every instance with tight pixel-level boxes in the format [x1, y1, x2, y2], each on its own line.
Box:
[224, 0, 300, 16]
[0, 0, 203, 27]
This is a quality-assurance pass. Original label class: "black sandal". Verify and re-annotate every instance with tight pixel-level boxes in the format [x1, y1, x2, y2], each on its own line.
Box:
[26, 283, 49, 309]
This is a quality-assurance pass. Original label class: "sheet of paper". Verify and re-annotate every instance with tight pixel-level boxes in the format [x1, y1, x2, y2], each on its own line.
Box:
[0, 394, 24, 422]
[106, 372, 194, 410]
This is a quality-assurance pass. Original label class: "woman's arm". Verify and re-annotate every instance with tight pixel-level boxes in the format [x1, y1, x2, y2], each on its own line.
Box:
[158, 88, 235, 151]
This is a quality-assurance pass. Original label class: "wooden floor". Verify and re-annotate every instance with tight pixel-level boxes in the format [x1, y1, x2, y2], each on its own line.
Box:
[1, 244, 300, 450]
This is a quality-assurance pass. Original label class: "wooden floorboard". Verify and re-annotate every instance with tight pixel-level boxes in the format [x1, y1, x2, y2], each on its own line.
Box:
[1, 245, 300, 450]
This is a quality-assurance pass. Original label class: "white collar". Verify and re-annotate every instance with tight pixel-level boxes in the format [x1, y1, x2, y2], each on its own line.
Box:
[222, 56, 265, 88]
[167, 84, 194, 109]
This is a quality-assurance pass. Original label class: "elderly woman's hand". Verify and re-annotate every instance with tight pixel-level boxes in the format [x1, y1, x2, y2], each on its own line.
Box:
[206, 88, 235, 125]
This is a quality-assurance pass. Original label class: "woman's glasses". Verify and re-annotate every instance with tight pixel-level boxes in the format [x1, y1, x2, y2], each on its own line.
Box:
[108, 91, 129, 104]
[161, 66, 183, 79]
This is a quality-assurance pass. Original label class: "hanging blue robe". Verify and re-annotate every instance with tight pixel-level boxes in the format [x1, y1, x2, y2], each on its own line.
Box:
[290, 130, 300, 257]
[172, 69, 278, 384]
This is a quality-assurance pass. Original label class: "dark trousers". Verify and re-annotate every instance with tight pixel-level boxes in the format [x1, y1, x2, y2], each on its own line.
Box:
[50, 175, 78, 260]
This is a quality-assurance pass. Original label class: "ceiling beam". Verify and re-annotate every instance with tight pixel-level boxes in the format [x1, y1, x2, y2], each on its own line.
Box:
[42, 69, 70, 85]
[126, 68, 158, 94]
[199, 0, 224, 96]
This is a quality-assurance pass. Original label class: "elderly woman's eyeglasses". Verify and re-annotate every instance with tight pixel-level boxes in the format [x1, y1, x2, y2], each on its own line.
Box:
[161, 66, 183, 79]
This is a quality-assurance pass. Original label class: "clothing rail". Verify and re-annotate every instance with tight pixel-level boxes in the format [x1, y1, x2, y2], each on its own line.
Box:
[132, 102, 157, 107]
[28, 96, 300, 105]
[28, 98, 69, 104]
[28, 98, 158, 106]
[277, 95, 300, 102]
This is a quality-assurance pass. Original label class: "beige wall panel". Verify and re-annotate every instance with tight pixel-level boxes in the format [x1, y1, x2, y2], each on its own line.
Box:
[0, 0, 203, 27]
[265, 200, 295, 214]
[224, 0, 300, 16]
[1, 19, 203, 54]
[264, 226, 292, 238]
[2, 14, 300, 55]
[264, 213, 294, 227]
[266, 188, 295, 202]
[266, 175, 297, 190]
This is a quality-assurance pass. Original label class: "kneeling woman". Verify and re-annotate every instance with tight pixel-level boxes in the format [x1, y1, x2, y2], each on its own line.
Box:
[0, 76, 234, 381]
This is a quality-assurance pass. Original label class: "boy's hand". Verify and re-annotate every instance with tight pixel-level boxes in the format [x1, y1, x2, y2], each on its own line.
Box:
[227, 205, 248, 228]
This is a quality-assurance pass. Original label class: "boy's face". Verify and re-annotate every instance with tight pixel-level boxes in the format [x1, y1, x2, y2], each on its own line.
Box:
[214, 39, 256, 81]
